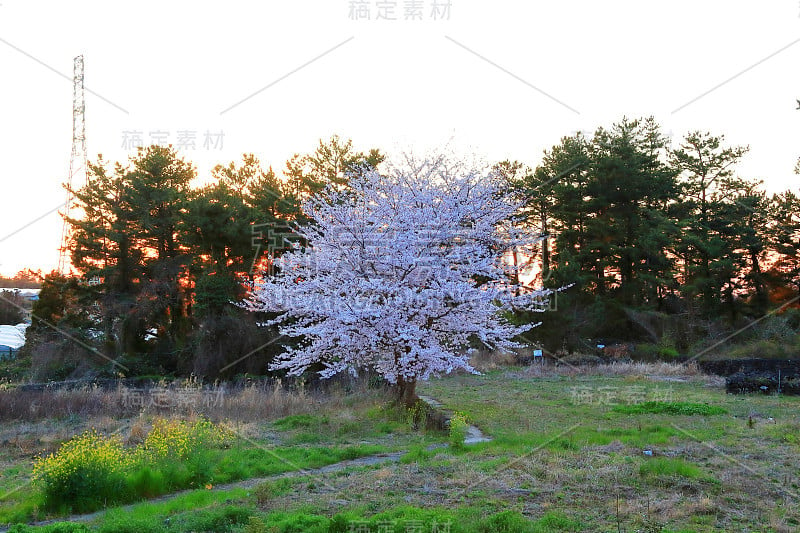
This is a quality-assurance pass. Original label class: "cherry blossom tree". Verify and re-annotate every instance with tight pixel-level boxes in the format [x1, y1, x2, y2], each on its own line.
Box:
[244, 154, 551, 406]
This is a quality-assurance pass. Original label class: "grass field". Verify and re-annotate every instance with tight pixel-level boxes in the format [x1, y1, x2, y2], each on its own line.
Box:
[1, 364, 799, 532]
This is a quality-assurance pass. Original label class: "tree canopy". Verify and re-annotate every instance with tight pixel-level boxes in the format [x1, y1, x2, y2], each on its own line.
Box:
[244, 154, 549, 405]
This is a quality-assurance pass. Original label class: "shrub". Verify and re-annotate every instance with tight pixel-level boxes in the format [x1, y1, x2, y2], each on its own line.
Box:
[0, 289, 25, 325]
[125, 466, 168, 498]
[136, 418, 231, 491]
[146, 418, 232, 457]
[32, 418, 233, 512]
[32, 429, 130, 513]
[449, 412, 469, 448]
[404, 400, 429, 430]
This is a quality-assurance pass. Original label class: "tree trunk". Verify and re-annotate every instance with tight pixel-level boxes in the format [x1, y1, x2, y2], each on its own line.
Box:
[541, 212, 550, 284]
[394, 378, 418, 408]
[749, 250, 768, 315]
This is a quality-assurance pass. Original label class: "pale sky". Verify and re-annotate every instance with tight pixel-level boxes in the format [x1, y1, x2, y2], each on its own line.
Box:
[1, 0, 798, 276]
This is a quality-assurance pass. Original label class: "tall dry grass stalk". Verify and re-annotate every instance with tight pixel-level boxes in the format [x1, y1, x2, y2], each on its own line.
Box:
[520, 360, 707, 379]
[0, 378, 382, 423]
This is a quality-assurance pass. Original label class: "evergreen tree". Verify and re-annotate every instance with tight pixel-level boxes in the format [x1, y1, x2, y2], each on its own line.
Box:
[669, 132, 750, 316]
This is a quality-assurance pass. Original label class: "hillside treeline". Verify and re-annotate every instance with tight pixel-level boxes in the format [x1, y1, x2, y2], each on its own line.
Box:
[504, 118, 799, 357]
[21, 119, 800, 380]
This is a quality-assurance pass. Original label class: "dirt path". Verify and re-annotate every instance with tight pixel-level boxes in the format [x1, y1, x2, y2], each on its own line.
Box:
[1, 395, 489, 531]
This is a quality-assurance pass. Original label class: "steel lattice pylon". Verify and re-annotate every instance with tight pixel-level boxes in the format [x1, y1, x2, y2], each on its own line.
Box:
[58, 55, 87, 275]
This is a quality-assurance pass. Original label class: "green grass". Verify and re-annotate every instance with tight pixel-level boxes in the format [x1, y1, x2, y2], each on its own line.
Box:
[7, 523, 91, 532]
[207, 443, 389, 484]
[10, 499, 582, 533]
[416, 369, 800, 531]
[0, 412, 417, 525]
[272, 414, 326, 430]
[240, 506, 582, 533]
[613, 401, 727, 416]
[272, 409, 413, 444]
[4, 488, 251, 532]
[6, 367, 800, 531]
[572, 424, 678, 447]
[639, 457, 718, 484]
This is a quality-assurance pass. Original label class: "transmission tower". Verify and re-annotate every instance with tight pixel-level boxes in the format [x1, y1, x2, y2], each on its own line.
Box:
[58, 55, 87, 275]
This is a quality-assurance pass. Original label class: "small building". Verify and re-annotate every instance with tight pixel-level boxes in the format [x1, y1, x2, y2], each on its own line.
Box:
[16, 289, 40, 302]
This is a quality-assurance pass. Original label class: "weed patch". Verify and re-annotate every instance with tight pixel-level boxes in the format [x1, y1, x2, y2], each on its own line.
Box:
[32, 419, 233, 513]
[449, 413, 469, 448]
[639, 457, 718, 485]
[272, 414, 326, 430]
[613, 401, 726, 416]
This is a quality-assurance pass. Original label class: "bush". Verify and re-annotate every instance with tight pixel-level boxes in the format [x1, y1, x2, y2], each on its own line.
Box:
[137, 418, 231, 491]
[142, 418, 225, 459]
[32, 430, 130, 513]
[125, 466, 168, 498]
[449, 413, 469, 448]
[32, 418, 233, 512]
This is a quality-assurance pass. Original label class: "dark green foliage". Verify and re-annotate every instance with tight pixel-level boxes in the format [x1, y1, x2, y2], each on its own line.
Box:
[16, 125, 799, 381]
[0, 290, 24, 325]
[512, 118, 800, 354]
[18, 138, 386, 380]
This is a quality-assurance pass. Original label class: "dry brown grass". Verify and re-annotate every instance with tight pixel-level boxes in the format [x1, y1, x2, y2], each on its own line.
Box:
[0, 378, 376, 424]
[0, 378, 390, 466]
[467, 349, 725, 387]
[516, 360, 722, 384]
[468, 349, 518, 372]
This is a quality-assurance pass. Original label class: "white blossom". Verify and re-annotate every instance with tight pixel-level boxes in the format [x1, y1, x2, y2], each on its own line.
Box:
[244, 154, 552, 385]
